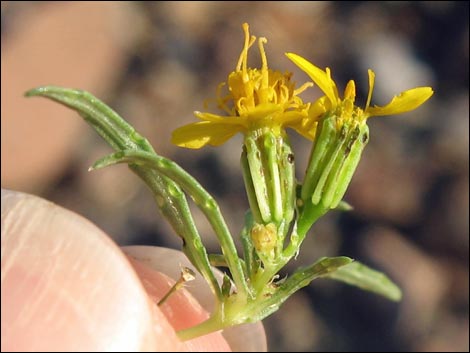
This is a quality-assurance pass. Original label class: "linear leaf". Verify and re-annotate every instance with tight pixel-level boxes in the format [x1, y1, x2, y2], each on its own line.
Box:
[322, 261, 402, 301]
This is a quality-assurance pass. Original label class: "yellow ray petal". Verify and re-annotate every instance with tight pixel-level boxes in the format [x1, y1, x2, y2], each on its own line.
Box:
[194, 111, 246, 125]
[309, 95, 330, 120]
[286, 97, 326, 141]
[326, 67, 339, 101]
[279, 110, 308, 124]
[194, 111, 227, 122]
[289, 120, 317, 141]
[241, 103, 282, 120]
[366, 87, 434, 117]
[285, 53, 338, 106]
[171, 121, 244, 149]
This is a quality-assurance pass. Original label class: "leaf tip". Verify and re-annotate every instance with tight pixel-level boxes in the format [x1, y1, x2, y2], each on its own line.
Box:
[388, 286, 403, 302]
[24, 87, 44, 98]
[335, 200, 354, 212]
[90, 160, 106, 171]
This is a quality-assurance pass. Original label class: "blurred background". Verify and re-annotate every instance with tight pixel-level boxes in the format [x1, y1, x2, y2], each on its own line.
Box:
[2, 1, 468, 351]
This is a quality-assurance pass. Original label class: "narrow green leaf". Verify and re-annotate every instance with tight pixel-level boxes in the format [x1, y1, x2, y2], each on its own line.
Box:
[290, 256, 354, 286]
[26, 86, 223, 302]
[322, 261, 402, 301]
[25, 86, 154, 152]
[92, 149, 250, 297]
[274, 256, 353, 300]
[335, 200, 354, 212]
[245, 256, 353, 322]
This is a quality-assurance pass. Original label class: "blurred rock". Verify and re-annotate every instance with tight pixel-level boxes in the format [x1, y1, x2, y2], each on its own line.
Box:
[1, 2, 140, 192]
[264, 291, 325, 352]
[362, 227, 453, 344]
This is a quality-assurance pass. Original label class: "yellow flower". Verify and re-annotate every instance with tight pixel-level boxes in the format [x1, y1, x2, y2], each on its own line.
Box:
[285, 53, 434, 130]
[171, 24, 312, 149]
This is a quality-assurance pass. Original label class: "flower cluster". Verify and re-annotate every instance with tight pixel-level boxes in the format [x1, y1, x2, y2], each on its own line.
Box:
[171, 23, 313, 148]
[172, 22, 433, 236]
[27, 22, 434, 340]
[286, 52, 433, 134]
[173, 24, 433, 150]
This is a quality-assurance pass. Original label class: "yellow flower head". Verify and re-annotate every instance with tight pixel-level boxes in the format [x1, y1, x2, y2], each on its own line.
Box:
[285, 53, 434, 130]
[172, 23, 312, 149]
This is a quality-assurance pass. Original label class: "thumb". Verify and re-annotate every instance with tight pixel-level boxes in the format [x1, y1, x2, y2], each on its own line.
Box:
[0, 189, 230, 351]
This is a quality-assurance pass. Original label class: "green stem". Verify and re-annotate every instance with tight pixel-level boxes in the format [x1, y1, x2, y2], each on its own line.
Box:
[93, 150, 250, 297]
[132, 167, 223, 302]
[261, 256, 353, 308]
[293, 202, 328, 245]
[177, 314, 225, 341]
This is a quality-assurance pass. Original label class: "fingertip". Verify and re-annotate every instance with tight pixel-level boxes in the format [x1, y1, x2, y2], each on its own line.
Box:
[1, 190, 162, 351]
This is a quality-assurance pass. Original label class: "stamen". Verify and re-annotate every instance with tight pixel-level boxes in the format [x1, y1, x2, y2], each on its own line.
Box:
[216, 82, 232, 114]
[236, 23, 250, 72]
[236, 23, 256, 82]
[237, 97, 247, 115]
[293, 82, 314, 96]
[279, 85, 289, 103]
[258, 37, 269, 89]
[269, 86, 278, 104]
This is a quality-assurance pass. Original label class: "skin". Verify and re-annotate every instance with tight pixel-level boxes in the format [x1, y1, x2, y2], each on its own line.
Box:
[0, 189, 231, 351]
